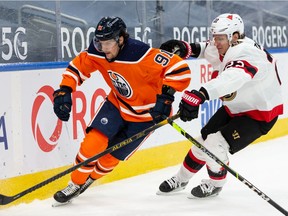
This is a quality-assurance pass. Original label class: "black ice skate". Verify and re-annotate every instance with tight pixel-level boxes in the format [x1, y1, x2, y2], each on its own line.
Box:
[80, 177, 95, 194]
[53, 181, 81, 203]
[157, 176, 188, 195]
[189, 179, 222, 198]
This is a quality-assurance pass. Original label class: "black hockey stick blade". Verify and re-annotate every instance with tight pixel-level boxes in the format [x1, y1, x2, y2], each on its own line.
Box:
[0, 194, 14, 206]
[168, 119, 288, 216]
[0, 113, 179, 205]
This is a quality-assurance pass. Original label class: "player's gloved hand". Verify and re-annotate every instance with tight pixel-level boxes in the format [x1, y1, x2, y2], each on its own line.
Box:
[150, 94, 174, 123]
[178, 90, 206, 122]
[160, 39, 191, 59]
[53, 86, 72, 121]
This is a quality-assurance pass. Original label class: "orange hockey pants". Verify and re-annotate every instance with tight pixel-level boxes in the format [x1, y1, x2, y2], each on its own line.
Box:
[71, 128, 120, 185]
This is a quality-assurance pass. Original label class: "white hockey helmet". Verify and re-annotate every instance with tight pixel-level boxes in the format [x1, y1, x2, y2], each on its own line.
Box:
[210, 13, 244, 42]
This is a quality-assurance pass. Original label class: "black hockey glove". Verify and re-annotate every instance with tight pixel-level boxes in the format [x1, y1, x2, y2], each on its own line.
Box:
[178, 90, 206, 122]
[150, 93, 174, 124]
[160, 39, 191, 59]
[53, 86, 72, 121]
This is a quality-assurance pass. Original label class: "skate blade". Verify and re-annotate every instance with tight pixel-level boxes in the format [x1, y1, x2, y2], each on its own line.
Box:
[156, 186, 186, 196]
[187, 192, 220, 199]
[52, 200, 73, 207]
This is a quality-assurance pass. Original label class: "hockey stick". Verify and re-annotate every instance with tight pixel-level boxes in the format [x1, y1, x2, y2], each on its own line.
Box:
[168, 119, 288, 216]
[0, 114, 179, 205]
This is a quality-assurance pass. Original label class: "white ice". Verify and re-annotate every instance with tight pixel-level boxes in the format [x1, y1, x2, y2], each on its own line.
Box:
[3, 135, 288, 216]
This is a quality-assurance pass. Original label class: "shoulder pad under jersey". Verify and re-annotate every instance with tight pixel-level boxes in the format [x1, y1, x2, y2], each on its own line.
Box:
[117, 38, 150, 61]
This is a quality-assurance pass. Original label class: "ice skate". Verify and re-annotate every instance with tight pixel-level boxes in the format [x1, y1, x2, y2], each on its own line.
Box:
[52, 177, 95, 207]
[188, 179, 222, 199]
[157, 176, 188, 195]
[53, 181, 81, 204]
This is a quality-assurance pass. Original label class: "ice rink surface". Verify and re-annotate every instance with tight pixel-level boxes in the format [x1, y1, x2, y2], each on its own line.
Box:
[3, 135, 288, 216]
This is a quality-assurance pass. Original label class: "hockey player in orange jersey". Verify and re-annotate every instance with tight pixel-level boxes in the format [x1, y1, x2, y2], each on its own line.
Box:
[52, 16, 191, 204]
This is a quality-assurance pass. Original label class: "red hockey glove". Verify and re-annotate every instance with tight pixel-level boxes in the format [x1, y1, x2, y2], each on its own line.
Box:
[178, 90, 206, 122]
[160, 39, 191, 59]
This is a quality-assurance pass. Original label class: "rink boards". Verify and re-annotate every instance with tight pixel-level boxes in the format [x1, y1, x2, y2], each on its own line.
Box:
[0, 53, 287, 207]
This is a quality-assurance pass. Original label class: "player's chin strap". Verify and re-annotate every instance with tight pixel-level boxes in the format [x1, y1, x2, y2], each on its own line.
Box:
[168, 117, 288, 216]
[0, 114, 179, 205]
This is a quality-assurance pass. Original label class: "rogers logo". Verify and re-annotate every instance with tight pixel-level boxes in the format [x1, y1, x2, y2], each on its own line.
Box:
[31, 85, 62, 152]
[31, 85, 107, 153]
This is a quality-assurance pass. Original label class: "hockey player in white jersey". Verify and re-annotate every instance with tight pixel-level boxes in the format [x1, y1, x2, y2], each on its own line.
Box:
[157, 13, 283, 198]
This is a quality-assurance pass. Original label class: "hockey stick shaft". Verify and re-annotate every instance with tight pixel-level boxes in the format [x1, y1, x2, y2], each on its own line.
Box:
[168, 119, 288, 216]
[0, 114, 179, 205]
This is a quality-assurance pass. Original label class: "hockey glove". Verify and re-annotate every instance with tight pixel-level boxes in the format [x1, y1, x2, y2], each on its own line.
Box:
[53, 86, 72, 121]
[160, 39, 191, 59]
[178, 90, 206, 122]
[150, 93, 174, 124]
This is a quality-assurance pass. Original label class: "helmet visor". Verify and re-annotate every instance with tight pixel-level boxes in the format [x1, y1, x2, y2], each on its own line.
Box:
[212, 34, 229, 44]
[93, 36, 118, 52]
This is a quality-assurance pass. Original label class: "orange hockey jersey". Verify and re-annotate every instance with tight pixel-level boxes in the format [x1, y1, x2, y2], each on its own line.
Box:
[60, 38, 191, 122]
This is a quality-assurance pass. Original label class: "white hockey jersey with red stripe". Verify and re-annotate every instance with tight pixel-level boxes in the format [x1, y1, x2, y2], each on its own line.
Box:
[198, 37, 283, 122]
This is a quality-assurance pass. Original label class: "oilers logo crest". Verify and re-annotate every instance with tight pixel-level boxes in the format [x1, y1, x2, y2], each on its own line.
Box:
[108, 71, 133, 98]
